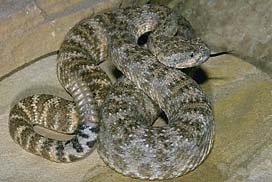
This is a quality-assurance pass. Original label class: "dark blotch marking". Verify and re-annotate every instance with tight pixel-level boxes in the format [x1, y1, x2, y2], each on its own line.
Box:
[40, 138, 54, 160]
[65, 140, 71, 145]
[71, 137, 84, 153]
[56, 141, 65, 159]
[190, 51, 194, 58]
[78, 123, 87, 130]
[89, 126, 100, 133]
[78, 132, 89, 138]
[86, 140, 96, 148]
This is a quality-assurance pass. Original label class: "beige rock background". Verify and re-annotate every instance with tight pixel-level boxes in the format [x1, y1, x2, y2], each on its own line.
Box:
[0, 0, 272, 181]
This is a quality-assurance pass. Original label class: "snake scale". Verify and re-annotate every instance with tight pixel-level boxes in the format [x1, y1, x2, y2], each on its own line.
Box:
[9, 4, 214, 180]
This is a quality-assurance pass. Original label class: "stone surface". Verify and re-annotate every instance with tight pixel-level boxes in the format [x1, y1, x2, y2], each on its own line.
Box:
[0, 0, 148, 79]
[0, 53, 271, 181]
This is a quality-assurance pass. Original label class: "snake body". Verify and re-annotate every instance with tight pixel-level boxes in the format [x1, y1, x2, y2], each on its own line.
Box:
[9, 4, 214, 179]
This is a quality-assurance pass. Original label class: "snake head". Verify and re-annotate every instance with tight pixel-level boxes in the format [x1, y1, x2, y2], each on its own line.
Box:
[174, 38, 211, 69]
[149, 35, 211, 69]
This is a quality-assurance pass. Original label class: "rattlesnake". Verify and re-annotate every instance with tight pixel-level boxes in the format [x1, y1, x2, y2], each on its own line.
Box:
[9, 4, 214, 180]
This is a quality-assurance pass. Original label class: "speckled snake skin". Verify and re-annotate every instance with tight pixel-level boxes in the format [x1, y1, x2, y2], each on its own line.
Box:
[9, 4, 214, 180]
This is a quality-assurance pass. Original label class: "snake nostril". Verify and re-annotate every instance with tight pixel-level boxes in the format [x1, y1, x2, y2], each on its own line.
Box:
[190, 52, 194, 58]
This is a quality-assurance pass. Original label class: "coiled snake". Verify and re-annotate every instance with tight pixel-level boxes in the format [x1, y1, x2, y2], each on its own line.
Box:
[9, 4, 214, 180]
